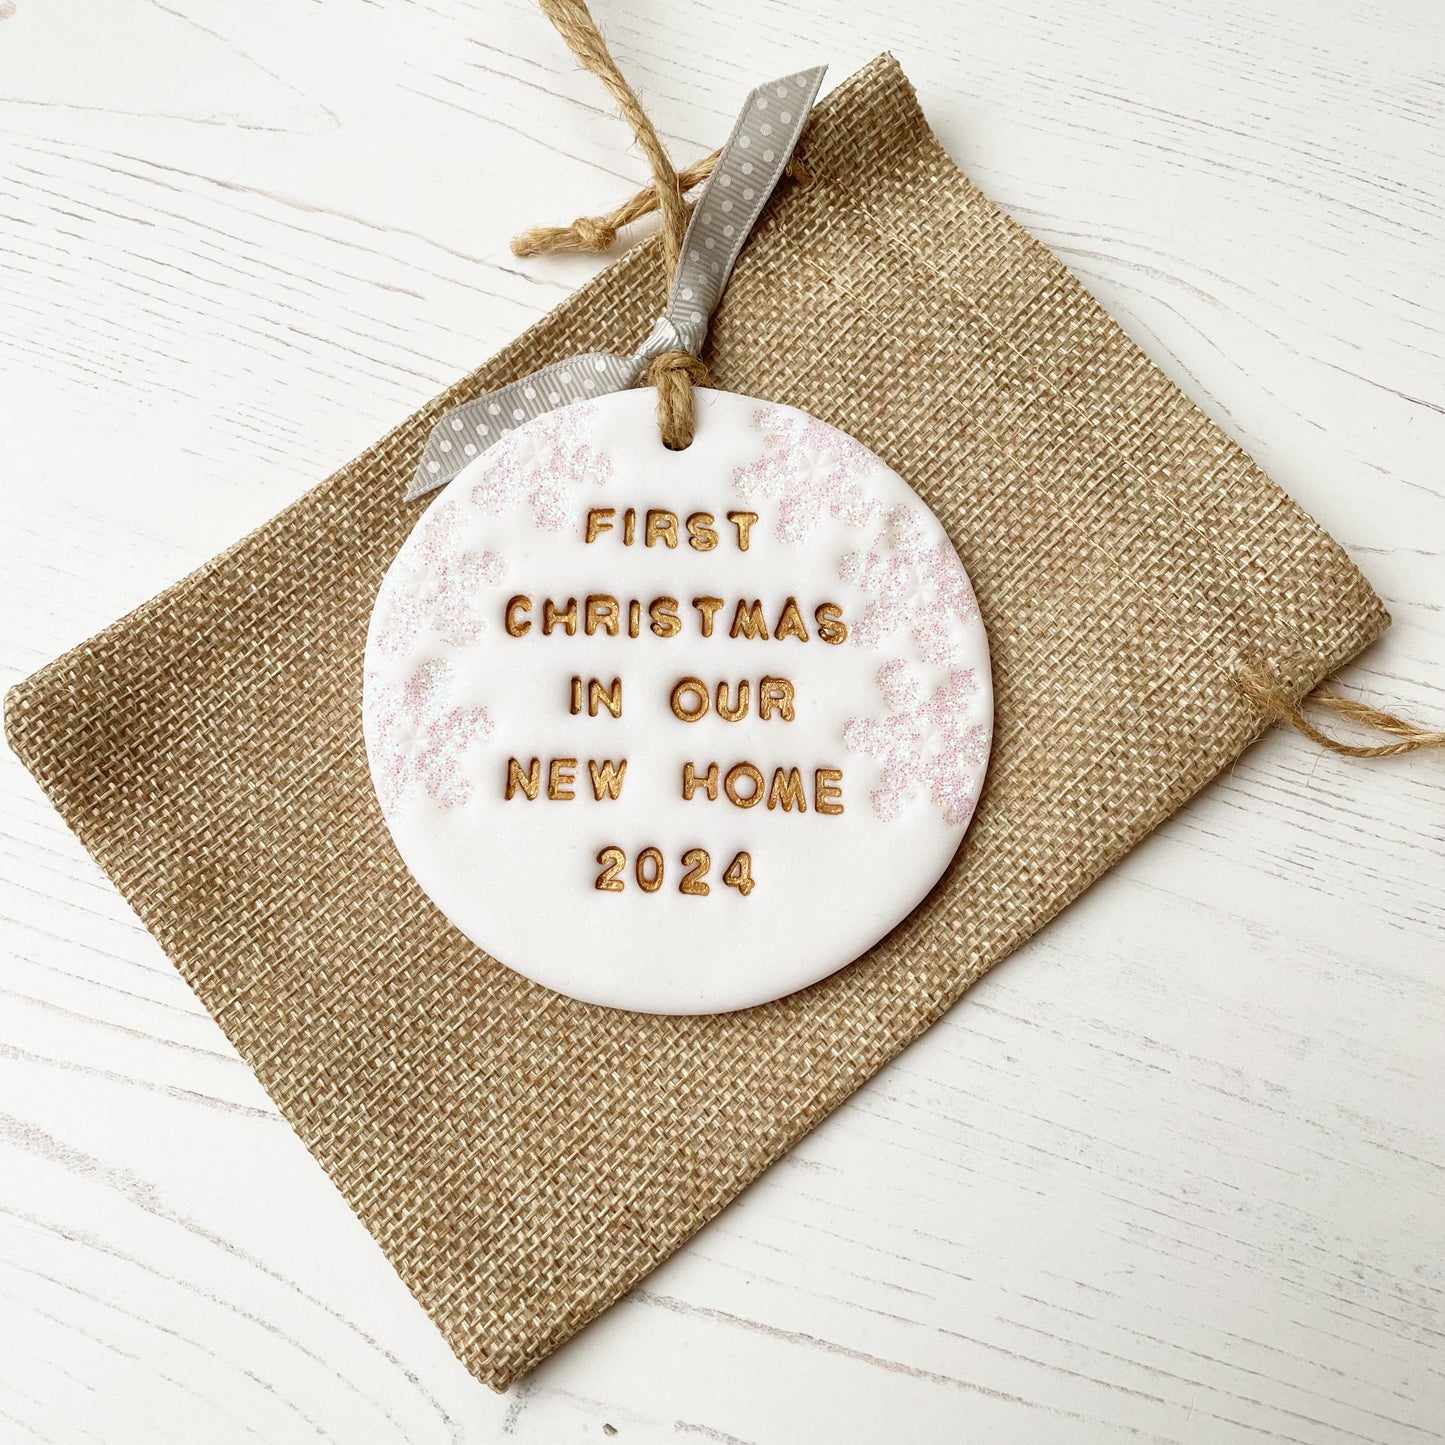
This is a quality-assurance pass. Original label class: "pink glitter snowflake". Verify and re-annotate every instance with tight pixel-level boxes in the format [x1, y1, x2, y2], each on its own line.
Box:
[840, 506, 980, 666]
[367, 657, 494, 814]
[732, 406, 882, 543]
[376, 499, 504, 656]
[469, 403, 612, 530]
[843, 660, 990, 826]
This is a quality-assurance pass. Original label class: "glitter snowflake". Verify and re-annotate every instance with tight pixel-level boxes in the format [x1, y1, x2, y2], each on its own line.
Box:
[840, 505, 980, 667]
[843, 661, 990, 826]
[376, 499, 504, 656]
[731, 406, 883, 544]
[367, 657, 494, 814]
[468, 402, 612, 530]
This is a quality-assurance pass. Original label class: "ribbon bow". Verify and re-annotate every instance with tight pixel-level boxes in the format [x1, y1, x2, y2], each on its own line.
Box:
[408, 64, 825, 500]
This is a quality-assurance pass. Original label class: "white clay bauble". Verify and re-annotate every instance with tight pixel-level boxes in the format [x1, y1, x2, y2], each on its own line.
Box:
[364, 388, 991, 1014]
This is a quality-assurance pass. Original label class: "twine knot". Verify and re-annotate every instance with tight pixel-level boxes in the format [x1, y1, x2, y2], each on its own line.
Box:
[646, 350, 710, 450]
[510, 215, 619, 257]
[1235, 660, 1445, 758]
[510, 151, 813, 262]
[570, 215, 619, 251]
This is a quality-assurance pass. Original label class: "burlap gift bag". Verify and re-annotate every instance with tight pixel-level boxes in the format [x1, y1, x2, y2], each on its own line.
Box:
[4, 53, 1390, 1390]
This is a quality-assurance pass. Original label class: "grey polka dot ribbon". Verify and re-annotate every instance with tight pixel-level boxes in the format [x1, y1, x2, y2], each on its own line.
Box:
[407, 65, 826, 501]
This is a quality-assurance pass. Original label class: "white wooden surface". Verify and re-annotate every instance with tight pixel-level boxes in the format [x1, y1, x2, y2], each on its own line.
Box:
[2, 0, 1443, 1439]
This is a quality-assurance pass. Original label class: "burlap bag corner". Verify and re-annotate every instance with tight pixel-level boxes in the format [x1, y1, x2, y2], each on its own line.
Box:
[5, 54, 1388, 1390]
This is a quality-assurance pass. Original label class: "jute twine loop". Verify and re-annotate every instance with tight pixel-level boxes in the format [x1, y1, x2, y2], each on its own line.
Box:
[1236, 661, 1445, 758]
[646, 350, 711, 450]
[537, 0, 689, 272]
[510, 150, 813, 258]
[512, 152, 721, 258]
[532, 0, 711, 448]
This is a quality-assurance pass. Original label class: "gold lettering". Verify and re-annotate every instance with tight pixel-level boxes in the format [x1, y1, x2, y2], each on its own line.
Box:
[814, 603, 848, 645]
[727, 510, 759, 550]
[623, 508, 637, 545]
[671, 678, 709, 722]
[635, 846, 664, 893]
[680, 847, 711, 895]
[645, 509, 679, 548]
[692, 596, 725, 637]
[725, 762, 765, 808]
[584, 507, 615, 543]
[730, 599, 770, 640]
[649, 596, 682, 637]
[588, 677, 623, 717]
[681, 761, 719, 801]
[569, 675, 583, 715]
[722, 851, 755, 895]
[759, 675, 795, 721]
[505, 757, 540, 800]
[584, 594, 620, 637]
[767, 766, 808, 812]
[542, 597, 577, 636]
[588, 758, 628, 801]
[815, 767, 844, 815]
[686, 512, 718, 551]
[547, 757, 577, 801]
[716, 680, 750, 722]
[773, 596, 809, 642]
[504, 594, 532, 636]
[595, 845, 625, 892]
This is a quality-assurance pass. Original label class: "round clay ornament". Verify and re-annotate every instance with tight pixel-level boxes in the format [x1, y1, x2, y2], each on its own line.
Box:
[364, 388, 992, 1014]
